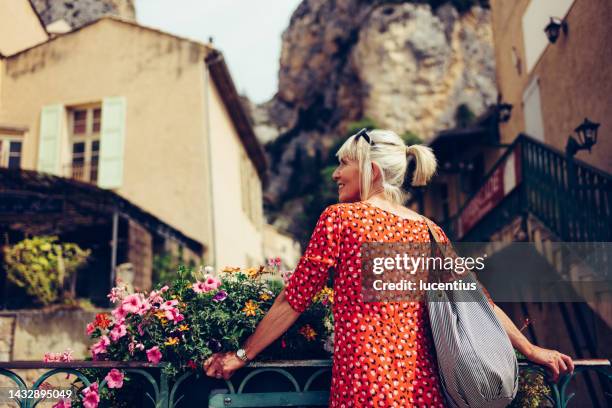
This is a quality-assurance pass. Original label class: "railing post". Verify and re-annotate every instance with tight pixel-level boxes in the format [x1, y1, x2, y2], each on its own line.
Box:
[159, 371, 169, 408]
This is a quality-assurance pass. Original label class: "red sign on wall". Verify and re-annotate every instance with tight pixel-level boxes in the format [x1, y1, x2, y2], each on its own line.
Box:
[458, 147, 522, 238]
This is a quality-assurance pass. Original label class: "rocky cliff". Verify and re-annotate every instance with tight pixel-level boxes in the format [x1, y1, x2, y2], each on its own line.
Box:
[31, 0, 135, 28]
[252, 0, 496, 241]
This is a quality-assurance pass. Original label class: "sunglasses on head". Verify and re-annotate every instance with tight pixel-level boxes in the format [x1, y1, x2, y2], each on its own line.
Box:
[354, 128, 374, 146]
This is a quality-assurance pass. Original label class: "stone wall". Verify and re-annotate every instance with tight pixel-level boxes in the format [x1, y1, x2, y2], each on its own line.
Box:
[0, 309, 103, 362]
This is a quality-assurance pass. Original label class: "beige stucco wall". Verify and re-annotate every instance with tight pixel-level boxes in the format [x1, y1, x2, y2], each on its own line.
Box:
[207, 77, 264, 269]
[1, 19, 214, 252]
[0, 0, 48, 56]
[263, 223, 301, 270]
[491, 0, 612, 173]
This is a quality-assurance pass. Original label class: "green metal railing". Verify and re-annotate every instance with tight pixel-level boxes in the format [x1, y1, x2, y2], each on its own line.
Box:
[0, 359, 610, 407]
[445, 134, 612, 242]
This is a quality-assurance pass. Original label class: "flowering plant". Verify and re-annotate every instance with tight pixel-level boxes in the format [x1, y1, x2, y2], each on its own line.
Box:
[63, 263, 333, 407]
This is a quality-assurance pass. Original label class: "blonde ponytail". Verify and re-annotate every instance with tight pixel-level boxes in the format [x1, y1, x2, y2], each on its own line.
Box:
[406, 145, 437, 186]
[336, 129, 438, 204]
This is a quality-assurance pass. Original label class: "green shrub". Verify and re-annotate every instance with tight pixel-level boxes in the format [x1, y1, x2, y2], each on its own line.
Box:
[3, 236, 90, 306]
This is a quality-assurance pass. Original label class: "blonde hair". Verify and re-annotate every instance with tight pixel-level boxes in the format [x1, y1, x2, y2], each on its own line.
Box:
[336, 129, 437, 204]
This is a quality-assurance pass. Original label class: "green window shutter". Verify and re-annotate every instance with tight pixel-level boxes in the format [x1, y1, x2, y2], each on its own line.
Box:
[98, 96, 127, 189]
[37, 104, 64, 175]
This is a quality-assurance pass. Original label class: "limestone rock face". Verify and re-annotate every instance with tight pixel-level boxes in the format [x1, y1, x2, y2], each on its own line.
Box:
[31, 0, 136, 29]
[254, 1, 496, 210]
[352, 3, 496, 138]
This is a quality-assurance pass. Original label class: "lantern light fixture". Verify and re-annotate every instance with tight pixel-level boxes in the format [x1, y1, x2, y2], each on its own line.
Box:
[544, 17, 568, 44]
[566, 118, 600, 156]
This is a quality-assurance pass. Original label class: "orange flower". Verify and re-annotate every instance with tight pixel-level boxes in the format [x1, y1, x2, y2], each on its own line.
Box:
[94, 313, 111, 329]
[178, 324, 189, 332]
[242, 300, 259, 317]
[165, 337, 179, 346]
[298, 324, 317, 341]
[222, 266, 241, 273]
[259, 291, 272, 301]
[154, 311, 166, 320]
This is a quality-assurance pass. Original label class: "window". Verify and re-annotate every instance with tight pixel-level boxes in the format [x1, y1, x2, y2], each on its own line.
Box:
[522, 0, 575, 72]
[69, 106, 101, 183]
[523, 77, 545, 141]
[0, 138, 22, 169]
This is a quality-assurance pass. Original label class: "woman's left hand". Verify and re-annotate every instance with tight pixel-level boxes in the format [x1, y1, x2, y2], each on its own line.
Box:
[525, 345, 575, 382]
[203, 352, 247, 380]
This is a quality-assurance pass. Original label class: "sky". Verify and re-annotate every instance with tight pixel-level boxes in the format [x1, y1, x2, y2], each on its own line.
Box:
[135, 0, 302, 103]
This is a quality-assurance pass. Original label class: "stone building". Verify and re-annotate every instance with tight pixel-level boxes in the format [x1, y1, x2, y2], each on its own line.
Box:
[415, 0, 611, 404]
[0, 1, 267, 299]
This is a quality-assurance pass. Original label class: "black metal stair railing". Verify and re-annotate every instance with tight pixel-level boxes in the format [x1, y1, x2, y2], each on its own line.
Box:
[520, 135, 612, 242]
[446, 134, 612, 243]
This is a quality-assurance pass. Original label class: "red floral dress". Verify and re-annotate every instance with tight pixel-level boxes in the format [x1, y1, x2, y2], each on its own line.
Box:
[285, 202, 448, 407]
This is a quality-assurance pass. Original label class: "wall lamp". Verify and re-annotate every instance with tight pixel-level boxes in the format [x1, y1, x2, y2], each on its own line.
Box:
[566, 118, 600, 156]
[544, 17, 568, 44]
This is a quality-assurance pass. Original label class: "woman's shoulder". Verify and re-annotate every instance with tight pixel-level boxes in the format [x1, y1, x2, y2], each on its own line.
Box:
[320, 202, 371, 218]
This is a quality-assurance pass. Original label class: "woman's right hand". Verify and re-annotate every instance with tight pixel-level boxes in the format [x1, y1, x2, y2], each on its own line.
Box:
[525, 344, 574, 382]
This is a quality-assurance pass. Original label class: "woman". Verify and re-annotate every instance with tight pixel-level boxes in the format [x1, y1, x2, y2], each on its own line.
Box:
[204, 129, 574, 406]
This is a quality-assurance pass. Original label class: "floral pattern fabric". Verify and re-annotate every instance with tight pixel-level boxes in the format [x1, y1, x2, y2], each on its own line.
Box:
[285, 202, 448, 407]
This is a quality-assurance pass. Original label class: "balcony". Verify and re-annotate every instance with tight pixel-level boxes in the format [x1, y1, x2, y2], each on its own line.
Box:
[443, 134, 611, 243]
[64, 162, 98, 184]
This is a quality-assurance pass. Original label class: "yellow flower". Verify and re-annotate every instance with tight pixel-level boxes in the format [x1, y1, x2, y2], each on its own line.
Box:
[154, 311, 166, 320]
[244, 266, 264, 279]
[222, 266, 241, 273]
[242, 300, 259, 317]
[314, 287, 334, 304]
[259, 291, 272, 301]
[178, 324, 189, 331]
[165, 337, 179, 346]
[298, 324, 317, 341]
[160, 318, 168, 326]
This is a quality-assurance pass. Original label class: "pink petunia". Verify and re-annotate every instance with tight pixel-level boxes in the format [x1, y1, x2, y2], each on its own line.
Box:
[43, 352, 59, 363]
[109, 324, 127, 342]
[146, 346, 162, 364]
[52, 399, 71, 408]
[121, 294, 143, 314]
[107, 286, 126, 303]
[191, 281, 209, 293]
[91, 336, 110, 359]
[82, 382, 99, 408]
[61, 349, 73, 362]
[160, 299, 178, 310]
[147, 290, 163, 305]
[105, 368, 124, 389]
[137, 299, 152, 315]
[86, 323, 95, 336]
[111, 306, 127, 322]
[203, 274, 222, 291]
[163, 307, 184, 323]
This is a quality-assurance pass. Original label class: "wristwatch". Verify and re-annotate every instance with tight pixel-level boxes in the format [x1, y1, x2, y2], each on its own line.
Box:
[236, 348, 250, 362]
